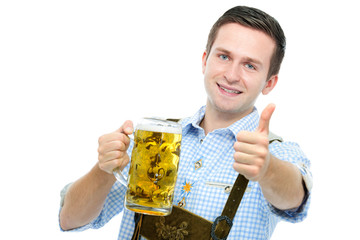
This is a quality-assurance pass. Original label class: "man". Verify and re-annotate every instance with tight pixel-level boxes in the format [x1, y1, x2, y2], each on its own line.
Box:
[59, 6, 312, 239]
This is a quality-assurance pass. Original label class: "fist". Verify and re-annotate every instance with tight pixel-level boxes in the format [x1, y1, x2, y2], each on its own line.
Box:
[233, 104, 275, 181]
[97, 120, 134, 174]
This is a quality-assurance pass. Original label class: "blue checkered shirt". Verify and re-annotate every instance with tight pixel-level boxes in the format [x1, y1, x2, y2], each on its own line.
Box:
[61, 106, 312, 239]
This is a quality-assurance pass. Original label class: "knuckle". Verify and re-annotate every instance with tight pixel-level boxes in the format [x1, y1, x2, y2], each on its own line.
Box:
[233, 152, 242, 161]
[232, 162, 240, 173]
[114, 140, 126, 151]
[111, 159, 120, 167]
[119, 151, 128, 159]
[257, 148, 268, 158]
[113, 151, 121, 159]
[98, 135, 105, 144]
[255, 159, 264, 169]
[98, 154, 106, 163]
[236, 131, 246, 141]
[119, 141, 126, 151]
[120, 133, 130, 144]
[120, 156, 130, 167]
[233, 142, 240, 151]
[249, 167, 259, 178]
[114, 131, 123, 139]
[111, 140, 121, 149]
[97, 145, 104, 154]
[260, 137, 269, 146]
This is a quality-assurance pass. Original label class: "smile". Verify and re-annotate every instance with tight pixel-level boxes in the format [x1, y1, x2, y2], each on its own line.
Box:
[217, 84, 242, 94]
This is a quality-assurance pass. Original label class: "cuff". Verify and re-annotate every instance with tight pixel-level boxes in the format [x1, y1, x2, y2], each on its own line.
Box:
[267, 163, 312, 222]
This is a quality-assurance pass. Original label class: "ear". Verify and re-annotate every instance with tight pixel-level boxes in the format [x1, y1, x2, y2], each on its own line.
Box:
[262, 75, 278, 95]
[202, 51, 207, 74]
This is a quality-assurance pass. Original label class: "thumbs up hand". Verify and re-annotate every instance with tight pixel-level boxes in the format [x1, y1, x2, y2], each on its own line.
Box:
[233, 104, 275, 181]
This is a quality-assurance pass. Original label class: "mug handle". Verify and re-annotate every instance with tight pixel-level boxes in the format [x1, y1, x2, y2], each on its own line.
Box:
[113, 167, 128, 186]
[112, 132, 135, 186]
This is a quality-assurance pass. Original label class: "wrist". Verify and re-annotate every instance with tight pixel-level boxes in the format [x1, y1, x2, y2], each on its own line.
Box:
[92, 164, 117, 186]
[258, 154, 276, 188]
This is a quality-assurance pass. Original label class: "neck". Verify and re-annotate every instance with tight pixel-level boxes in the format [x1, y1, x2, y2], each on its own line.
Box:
[200, 105, 254, 135]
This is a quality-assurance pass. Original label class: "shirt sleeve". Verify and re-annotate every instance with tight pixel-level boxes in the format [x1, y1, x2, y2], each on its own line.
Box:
[59, 181, 127, 232]
[59, 141, 134, 232]
[266, 140, 313, 223]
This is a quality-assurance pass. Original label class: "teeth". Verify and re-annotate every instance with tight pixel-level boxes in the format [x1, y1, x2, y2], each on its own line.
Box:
[220, 86, 241, 94]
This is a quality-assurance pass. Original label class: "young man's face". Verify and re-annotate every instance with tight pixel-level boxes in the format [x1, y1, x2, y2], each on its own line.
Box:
[202, 23, 278, 118]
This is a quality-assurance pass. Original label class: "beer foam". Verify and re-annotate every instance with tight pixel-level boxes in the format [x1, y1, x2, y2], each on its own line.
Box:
[136, 124, 182, 134]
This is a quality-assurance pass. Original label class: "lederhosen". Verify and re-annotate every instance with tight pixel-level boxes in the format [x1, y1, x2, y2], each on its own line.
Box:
[131, 119, 283, 240]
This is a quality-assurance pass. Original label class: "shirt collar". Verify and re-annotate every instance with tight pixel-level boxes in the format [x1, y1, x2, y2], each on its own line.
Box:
[182, 106, 260, 137]
[182, 106, 206, 134]
[227, 107, 259, 136]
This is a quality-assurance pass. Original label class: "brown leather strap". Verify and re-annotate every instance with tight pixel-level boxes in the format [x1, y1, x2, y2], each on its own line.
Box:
[212, 174, 249, 240]
[131, 213, 143, 240]
[221, 174, 249, 219]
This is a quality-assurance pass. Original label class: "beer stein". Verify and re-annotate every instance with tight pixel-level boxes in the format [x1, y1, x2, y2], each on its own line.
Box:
[113, 118, 182, 216]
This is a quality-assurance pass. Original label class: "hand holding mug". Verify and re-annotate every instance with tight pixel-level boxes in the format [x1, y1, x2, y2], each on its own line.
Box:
[97, 120, 134, 175]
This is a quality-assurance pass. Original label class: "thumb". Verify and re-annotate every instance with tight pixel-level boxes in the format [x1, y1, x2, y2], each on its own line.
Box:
[257, 103, 276, 134]
[118, 120, 134, 135]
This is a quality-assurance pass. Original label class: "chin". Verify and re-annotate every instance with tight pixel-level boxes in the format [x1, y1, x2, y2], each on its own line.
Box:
[211, 100, 254, 117]
[214, 103, 243, 114]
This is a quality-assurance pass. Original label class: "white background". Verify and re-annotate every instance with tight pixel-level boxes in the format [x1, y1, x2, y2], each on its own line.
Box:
[1, 0, 359, 239]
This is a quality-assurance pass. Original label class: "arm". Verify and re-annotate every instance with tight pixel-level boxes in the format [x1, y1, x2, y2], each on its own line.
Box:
[233, 104, 305, 210]
[258, 154, 304, 210]
[60, 165, 116, 230]
[59, 121, 133, 230]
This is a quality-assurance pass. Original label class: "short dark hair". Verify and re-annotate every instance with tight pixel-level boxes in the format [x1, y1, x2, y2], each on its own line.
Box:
[206, 6, 286, 79]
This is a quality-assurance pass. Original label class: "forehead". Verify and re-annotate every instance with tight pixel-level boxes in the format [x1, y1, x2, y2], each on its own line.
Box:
[212, 23, 275, 64]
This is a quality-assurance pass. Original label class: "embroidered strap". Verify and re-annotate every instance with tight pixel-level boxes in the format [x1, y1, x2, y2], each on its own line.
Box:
[211, 174, 249, 240]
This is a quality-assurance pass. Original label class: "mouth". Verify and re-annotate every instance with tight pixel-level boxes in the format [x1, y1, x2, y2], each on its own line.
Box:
[217, 83, 242, 95]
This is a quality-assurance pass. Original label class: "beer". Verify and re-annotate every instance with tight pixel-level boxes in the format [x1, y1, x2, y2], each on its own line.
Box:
[125, 123, 182, 216]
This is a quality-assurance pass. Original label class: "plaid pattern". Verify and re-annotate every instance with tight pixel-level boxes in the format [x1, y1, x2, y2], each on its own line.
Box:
[62, 106, 312, 239]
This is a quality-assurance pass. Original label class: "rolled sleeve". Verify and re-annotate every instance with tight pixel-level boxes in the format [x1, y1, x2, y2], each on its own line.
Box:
[267, 184, 311, 223]
[59, 181, 127, 232]
[59, 142, 134, 233]
[267, 141, 313, 222]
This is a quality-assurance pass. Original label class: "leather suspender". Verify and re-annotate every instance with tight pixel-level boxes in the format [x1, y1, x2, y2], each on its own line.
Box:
[211, 174, 249, 240]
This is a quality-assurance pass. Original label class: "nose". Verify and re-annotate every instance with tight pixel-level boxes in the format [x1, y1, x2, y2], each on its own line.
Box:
[224, 63, 241, 83]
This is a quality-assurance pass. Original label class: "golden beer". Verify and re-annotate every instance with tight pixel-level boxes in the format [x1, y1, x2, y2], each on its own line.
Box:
[125, 121, 182, 216]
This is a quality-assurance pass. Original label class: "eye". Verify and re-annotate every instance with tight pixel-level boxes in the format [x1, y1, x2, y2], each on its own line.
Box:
[219, 54, 229, 61]
[245, 63, 255, 70]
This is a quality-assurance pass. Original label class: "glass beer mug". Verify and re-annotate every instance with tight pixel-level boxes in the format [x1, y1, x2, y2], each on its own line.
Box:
[113, 118, 182, 216]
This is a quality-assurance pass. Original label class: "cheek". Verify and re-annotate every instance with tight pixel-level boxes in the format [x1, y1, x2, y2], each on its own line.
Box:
[208, 66, 224, 81]
[241, 75, 252, 89]
[243, 77, 265, 93]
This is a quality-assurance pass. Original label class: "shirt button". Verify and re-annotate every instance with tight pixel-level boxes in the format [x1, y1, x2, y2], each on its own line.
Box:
[195, 159, 202, 170]
[224, 186, 232, 193]
[200, 139, 204, 144]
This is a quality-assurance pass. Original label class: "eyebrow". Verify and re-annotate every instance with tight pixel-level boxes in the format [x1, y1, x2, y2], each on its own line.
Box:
[214, 47, 263, 66]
